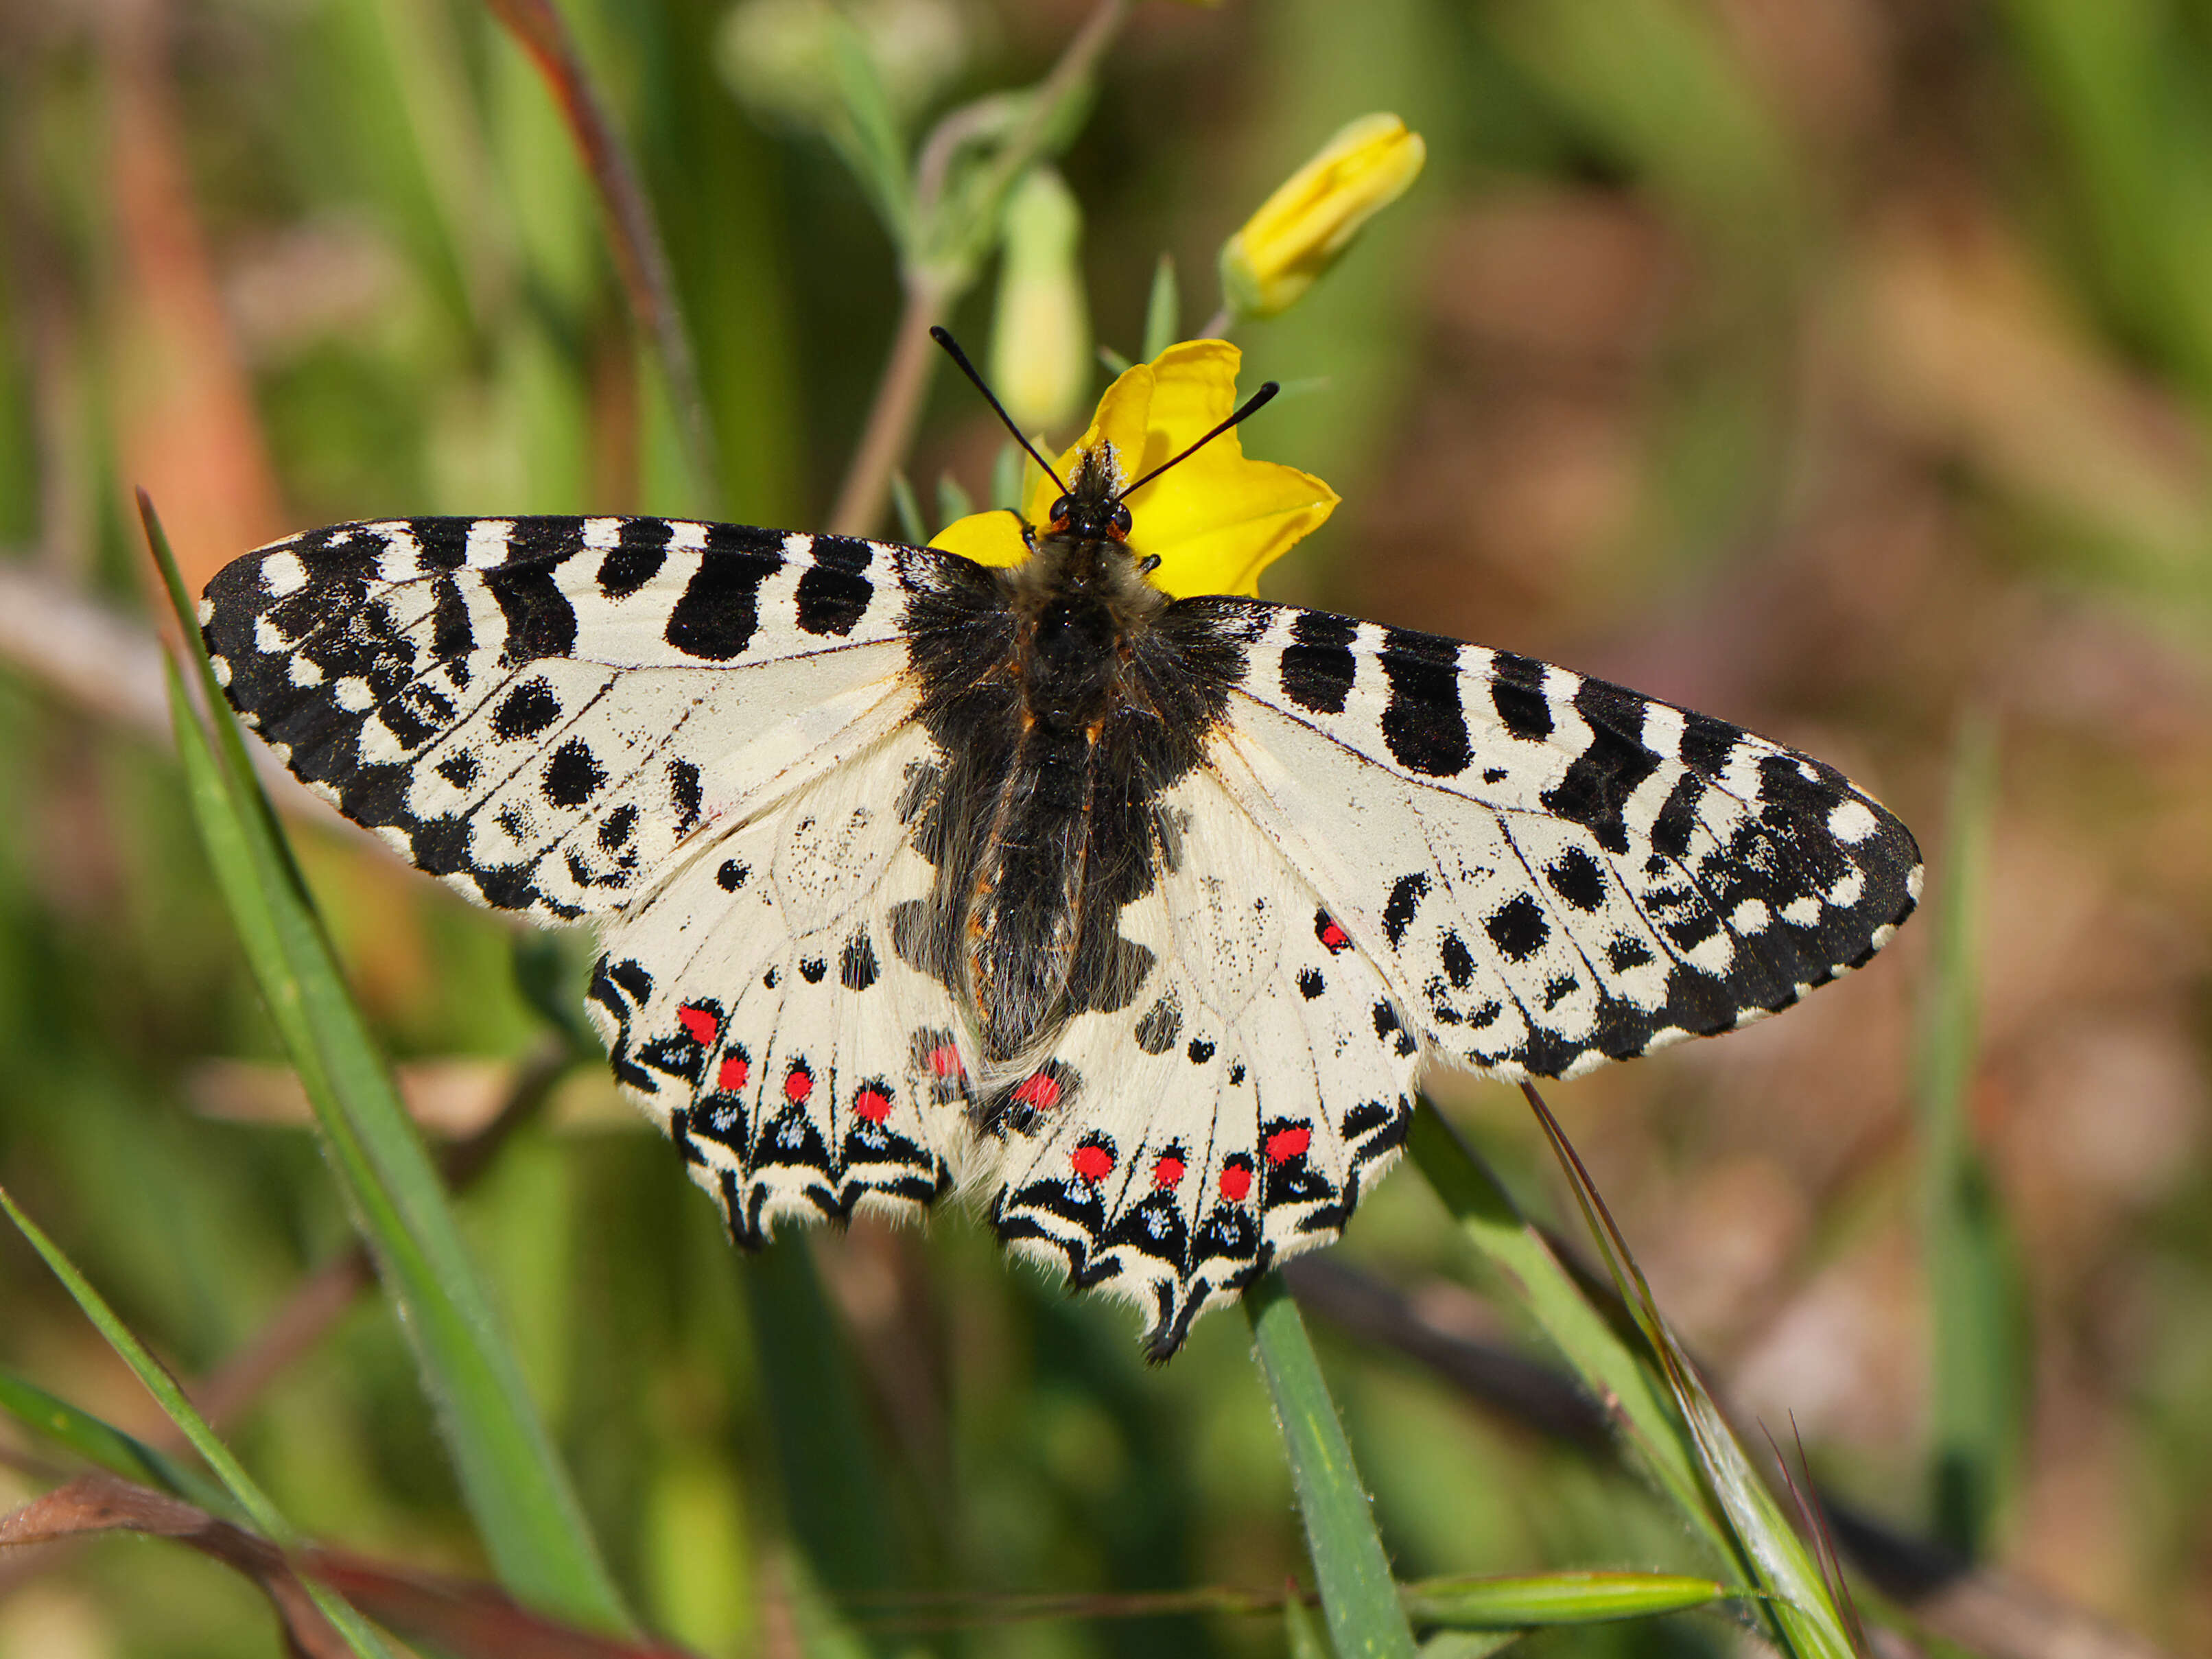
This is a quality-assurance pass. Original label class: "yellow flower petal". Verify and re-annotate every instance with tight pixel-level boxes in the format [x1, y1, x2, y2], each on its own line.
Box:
[934, 340, 1336, 599]
[926, 507, 1028, 567]
[1220, 113, 1426, 320]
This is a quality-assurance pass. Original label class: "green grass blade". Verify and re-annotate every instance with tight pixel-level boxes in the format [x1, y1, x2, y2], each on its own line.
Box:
[143, 502, 631, 1632]
[1916, 713, 2021, 1557]
[1515, 1088, 1858, 1659]
[1403, 1108, 1724, 1553]
[1143, 252, 1179, 357]
[824, 17, 916, 254]
[0, 1366, 228, 1513]
[1284, 1589, 1338, 1659]
[0, 1188, 397, 1659]
[934, 470, 975, 530]
[744, 1241, 898, 1612]
[1246, 1272, 1418, 1659]
[992, 440, 1026, 510]
[1, 1190, 287, 1537]
[1402, 1571, 1728, 1627]
[889, 469, 926, 545]
[1409, 1105, 1863, 1656]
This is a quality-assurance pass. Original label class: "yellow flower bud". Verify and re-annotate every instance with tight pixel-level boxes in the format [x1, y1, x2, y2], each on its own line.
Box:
[988, 167, 1093, 432]
[1219, 113, 1426, 320]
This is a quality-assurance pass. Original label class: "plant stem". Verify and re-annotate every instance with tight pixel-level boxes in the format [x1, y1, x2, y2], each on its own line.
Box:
[954, 0, 1129, 237]
[829, 278, 952, 537]
[827, 0, 1130, 537]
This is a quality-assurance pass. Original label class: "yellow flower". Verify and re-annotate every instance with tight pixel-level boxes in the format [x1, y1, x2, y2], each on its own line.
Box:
[1219, 113, 1426, 320]
[929, 340, 1337, 598]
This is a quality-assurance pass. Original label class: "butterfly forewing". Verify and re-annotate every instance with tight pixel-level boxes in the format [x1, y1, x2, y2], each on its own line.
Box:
[202, 517, 922, 921]
[1206, 602, 1923, 1079]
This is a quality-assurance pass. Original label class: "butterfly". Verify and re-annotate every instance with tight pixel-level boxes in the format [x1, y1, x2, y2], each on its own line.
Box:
[200, 355, 1921, 1358]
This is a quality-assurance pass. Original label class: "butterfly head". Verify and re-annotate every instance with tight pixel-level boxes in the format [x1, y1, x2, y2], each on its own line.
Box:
[1044, 448, 1135, 545]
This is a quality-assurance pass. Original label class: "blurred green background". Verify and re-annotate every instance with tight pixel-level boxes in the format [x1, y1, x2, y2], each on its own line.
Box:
[3, 0, 2210, 1654]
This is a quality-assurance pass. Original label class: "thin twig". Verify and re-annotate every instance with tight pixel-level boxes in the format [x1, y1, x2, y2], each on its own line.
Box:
[0, 558, 169, 736]
[482, 0, 722, 513]
[954, 0, 1130, 244]
[825, 0, 1131, 537]
[912, 96, 1018, 218]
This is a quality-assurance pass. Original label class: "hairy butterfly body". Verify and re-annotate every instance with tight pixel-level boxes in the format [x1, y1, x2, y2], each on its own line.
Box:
[202, 444, 1920, 1356]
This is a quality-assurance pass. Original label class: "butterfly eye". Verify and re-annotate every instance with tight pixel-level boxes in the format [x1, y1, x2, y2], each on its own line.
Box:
[1108, 503, 1133, 541]
[1047, 495, 1073, 529]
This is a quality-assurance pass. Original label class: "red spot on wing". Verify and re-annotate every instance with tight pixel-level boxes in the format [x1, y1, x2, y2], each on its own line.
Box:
[928, 1044, 963, 1079]
[716, 1052, 750, 1092]
[1317, 914, 1352, 954]
[1070, 1143, 1114, 1182]
[854, 1085, 892, 1123]
[784, 1065, 813, 1105]
[1218, 1160, 1252, 1203]
[677, 1004, 720, 1045]
[1152, 1155, 1186, 1189]
[1012, 1071, 1061, 1110]
[1264, 1126, 1312, 1164]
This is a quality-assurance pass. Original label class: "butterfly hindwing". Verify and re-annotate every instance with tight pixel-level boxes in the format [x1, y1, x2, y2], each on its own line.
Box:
[587, 722, 967, 1240]
[985, 767, 1417, 1357]
[1206, 602, 1924, 1080]
[201, 516, 929, 921]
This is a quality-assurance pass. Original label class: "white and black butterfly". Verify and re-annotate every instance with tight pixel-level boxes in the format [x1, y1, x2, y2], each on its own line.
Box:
[200, 405, 1920, 1357]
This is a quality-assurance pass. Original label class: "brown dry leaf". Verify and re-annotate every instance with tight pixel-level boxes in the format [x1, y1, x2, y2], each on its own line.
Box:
[303, 1549, 703, 1659]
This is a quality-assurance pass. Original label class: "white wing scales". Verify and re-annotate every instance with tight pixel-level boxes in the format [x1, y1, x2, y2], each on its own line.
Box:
[986, 768, 1417, 1357]
[207, 515, 973, 1249]
[585, 724, 969, 1238]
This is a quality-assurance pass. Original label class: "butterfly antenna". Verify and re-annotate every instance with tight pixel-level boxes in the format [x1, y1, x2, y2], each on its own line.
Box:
[1120, 381, 1280, 497]
[929, 327, 1067, 493]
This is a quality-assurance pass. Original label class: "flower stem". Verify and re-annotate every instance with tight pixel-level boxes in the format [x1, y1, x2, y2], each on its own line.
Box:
[829, 277, 952, 537]
[827, 0, 1130, 537]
